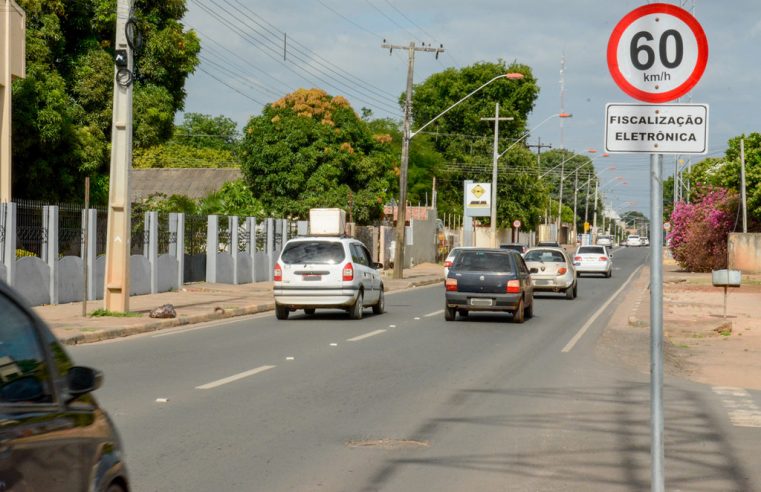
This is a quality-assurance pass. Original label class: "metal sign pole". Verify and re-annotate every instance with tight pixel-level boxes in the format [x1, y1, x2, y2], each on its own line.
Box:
[650, 153, 664, 492]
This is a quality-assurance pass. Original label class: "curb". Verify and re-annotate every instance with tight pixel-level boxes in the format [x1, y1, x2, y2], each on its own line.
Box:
[58, 277, 443, 345]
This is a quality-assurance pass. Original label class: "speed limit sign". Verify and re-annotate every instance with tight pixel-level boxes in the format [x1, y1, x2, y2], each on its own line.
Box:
[607, 3, 708, 103]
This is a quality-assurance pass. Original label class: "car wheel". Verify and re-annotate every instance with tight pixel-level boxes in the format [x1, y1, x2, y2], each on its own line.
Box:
[304, 308, 316, 315]
[350, 291, 364, 320]
[565, 284, 575, 300]
[106, 483, 126, 492]
[372, 288, 385, 315]
[444, 305, 456, 321]
[512, 298, 525, 324]
[458, 309, 469, 317]
[275, 304, 289, 320]
[524, 297, 534, 319]
[607, 270, 612, 278]
[573, 283, 578, 298]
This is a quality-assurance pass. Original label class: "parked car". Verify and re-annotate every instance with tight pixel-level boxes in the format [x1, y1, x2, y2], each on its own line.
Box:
[596, 235, 613, 247]
[523, 247, 578, 299]
[626, 234, 641, 247]
[443, 246, 477, 277]
[641, 237, 650, 246]
[444, 248, 535, 323]
[499, 243, 529, 255]
[573, 245, 613, 277]
[273, 237, 384, 319]
[0, 281, 130, 492]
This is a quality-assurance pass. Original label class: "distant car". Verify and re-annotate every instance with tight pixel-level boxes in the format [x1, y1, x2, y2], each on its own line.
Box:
[537, 241, 561, 248]
[499, 243, 529, 255]
[523, 247, 578, 299]
[626, 234, 641, 247]
[0, 281, 130, 492]
[596, 235, 613, 247]
[641, 237, 650, 246]
[443, 246, 477, 278]
[444, 248, 535, 323]
[273, 237, 384, 319]
[574, 245, 613, 277]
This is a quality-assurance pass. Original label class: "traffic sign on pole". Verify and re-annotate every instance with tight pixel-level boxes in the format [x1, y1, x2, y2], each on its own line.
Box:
[607, 3, 708, 103]
[605, 103, 708, 154]
[512, 219, 521, 229]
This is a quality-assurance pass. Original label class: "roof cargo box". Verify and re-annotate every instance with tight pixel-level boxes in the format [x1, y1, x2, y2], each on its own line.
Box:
[309, 208, 346, 236]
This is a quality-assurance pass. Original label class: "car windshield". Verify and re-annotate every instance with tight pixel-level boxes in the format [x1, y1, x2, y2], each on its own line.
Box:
[281, 241, 345, 264]
[525, 250, 566, 263]
[454, 251, 513, 272]
[500, 244, 524, 252]
[578, 246, 605, 255]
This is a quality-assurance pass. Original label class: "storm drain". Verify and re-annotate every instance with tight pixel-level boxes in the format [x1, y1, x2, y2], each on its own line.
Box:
[346, 438, 430, 450]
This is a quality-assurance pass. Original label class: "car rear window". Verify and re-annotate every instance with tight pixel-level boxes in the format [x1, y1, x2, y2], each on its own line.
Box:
[525, 250, 566, 262]
[578, 246, 605, 255]
[454, 251, 514, 272]
[281, 241, 345, 264]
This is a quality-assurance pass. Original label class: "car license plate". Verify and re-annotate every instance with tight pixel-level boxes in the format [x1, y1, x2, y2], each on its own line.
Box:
[302, 274, 322, 281]
[535, 279, 551, 286]
[470, 298, 493, 307]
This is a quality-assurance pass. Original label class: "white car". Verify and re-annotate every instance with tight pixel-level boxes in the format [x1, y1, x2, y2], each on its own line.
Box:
[444, 246, 477, 278]
[273, 237, 384, 320]
[641, 237, 650, 246]
[626, 235, 641, 247]
[573, 245, 613, 277]
[596, 235, 613, 247]
[523, 247, 578, 299]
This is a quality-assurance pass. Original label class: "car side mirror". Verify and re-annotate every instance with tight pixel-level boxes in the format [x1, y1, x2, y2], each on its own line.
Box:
[373, 262, 383, 270]
[610, 254, 614, 258]
[67, 366, 103, 398]
[529, 267, 539, 274]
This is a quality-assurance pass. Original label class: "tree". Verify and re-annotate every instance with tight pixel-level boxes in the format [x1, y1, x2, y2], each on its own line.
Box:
[239, 89, 396, 223]
[405, 60, 543, 224]
[668, 186, 738, 272]
[11, 0, 200, 202]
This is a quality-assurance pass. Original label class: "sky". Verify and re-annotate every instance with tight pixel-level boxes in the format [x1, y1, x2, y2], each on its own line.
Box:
[178, 0, 761, 218]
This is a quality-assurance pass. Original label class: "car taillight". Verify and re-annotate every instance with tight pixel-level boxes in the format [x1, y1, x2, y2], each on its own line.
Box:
[445, 278, 458, 291]
[600, 256, 608, 261]
[342, 262, 354, 281]
[444, 260, 453, 268]
[557, 267, 567, 275]
[506, 279, 521, 293]
[274, 263, 283, 282]
[574, 256, 582, 261]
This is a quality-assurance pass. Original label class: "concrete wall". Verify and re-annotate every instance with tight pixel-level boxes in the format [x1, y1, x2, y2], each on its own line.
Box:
[130, 255, 151, 296]
[157, 254, 179, 292]
[254, 252, 269, 282]
[728, 233, 761, 274]
[237, 254, 252, 284]
[58, 256, 84, 304]
[406, 214, 437, 267]
[15, 257, 50, 306]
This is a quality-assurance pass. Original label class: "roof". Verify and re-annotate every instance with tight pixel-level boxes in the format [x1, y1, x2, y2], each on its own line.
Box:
[130, 168, 243, 202]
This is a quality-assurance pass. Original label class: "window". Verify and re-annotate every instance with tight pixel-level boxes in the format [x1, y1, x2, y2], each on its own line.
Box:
[281, 241, 345, 265]
[0, 294, 53, 404]
[455, 251, 514, 272]
[578, 246, 605, 255]
[350, 244, 369, 266]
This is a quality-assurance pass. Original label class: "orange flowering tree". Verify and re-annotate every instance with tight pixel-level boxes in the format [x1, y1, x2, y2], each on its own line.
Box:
[240, 89, 396, 223]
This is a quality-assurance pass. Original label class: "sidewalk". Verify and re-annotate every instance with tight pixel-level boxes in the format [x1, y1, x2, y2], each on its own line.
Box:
[38, 263, 444, 346]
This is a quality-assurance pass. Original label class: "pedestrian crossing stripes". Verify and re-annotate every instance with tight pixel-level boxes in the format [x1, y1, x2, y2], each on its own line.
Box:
[713, 386, 761, 428]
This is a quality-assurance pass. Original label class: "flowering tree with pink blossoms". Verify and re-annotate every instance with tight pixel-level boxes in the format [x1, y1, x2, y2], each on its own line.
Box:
[667, 186, 739, 272]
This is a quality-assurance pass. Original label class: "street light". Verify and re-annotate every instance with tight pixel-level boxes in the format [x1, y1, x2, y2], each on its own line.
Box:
[393, 72, 524, 278]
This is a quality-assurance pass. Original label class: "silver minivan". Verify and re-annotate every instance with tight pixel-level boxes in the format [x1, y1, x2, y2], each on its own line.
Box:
[273, 237, 384, 320]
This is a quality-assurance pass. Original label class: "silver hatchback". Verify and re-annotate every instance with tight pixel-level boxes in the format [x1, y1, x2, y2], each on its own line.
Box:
[273, 237, 384, 320]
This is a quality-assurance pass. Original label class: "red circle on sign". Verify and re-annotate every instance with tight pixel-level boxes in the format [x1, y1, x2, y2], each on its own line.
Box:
[513, 220, 521, 228]
[607, 3, 708, 103]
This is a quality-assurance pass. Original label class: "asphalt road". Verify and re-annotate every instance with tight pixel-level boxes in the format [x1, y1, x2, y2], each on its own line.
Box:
[72, 247, 761, 491]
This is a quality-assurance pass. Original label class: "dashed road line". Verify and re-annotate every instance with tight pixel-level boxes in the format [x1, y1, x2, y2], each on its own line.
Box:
[196, 365, 276, 390]
[347, 329, 386, 342]
[713, 386, 761, 428]
[424, 310, 444, 317]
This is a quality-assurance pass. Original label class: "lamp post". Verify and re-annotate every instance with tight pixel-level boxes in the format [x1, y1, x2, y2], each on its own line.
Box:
[392, 72, 523, 278]
[596, 176, 625, 234]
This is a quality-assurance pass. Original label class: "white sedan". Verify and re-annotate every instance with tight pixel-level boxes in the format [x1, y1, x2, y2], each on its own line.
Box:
[573, 245, 613, 278]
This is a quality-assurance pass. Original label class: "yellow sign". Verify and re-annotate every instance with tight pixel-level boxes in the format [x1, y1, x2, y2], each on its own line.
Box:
[471, 184, 485, 199]
[584, 221, 590, 232]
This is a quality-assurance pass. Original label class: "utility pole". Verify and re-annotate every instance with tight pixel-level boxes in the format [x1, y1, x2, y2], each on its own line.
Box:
[584, 173, 591, 231]
[557, 158, 566, 239]
[0, 0, 25, 202]
[572, 167, 579, 236]
[382, 41, 444, 279]
[592, 178, 599, 234]
[104, 0, 135, 312]
[740, 138, 747, 233]
[481, 103, 513, 247]
[526, 138, 552, 168]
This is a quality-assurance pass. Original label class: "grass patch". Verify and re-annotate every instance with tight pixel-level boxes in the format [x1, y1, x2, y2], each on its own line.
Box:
[89, 308, 141, 318]
[676, 343, 690, 349]
[718, 329, 732, 337]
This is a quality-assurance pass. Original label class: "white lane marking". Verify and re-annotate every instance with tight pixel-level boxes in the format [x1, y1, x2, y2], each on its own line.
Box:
[286, 356, 295, 361]
[389, 325, 397, 328]
[562, 264, 644, 353]
[152, 312, 272, 338]
[347, 329, 386, 342]
[713, 386, 761, 427]
[196, 365, 276, 390]
[424, 310, 444, 317]
[414, 317, 421, 320]
[330, 343, 338, 347]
